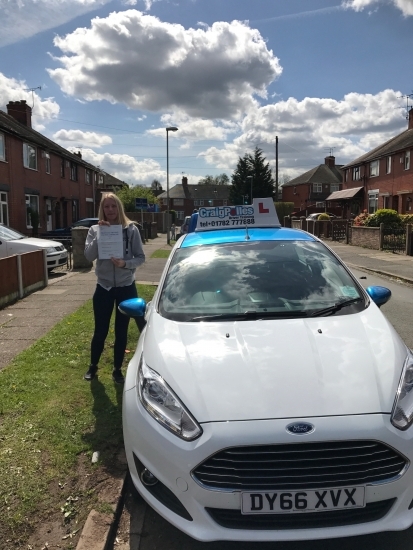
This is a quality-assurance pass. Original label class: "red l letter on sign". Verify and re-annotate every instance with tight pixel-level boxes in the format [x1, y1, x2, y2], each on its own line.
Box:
[259, 202, 269, 213]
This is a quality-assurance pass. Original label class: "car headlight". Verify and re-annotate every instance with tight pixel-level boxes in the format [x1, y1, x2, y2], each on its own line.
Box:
[391, 350, 413, 430]
[46, 247, 56, 254]
[137, 357, 202, 441]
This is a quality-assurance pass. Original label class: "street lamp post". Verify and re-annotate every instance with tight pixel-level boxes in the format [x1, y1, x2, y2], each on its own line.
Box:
[246, 175, 253, 204]
[166, 126, 178, 245]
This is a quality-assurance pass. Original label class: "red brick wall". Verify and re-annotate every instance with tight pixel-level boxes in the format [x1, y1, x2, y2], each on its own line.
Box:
[0, 131, 95, 233]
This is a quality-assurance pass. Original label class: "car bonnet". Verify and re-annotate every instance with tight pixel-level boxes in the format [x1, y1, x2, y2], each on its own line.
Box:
[139, 306, 406, 423]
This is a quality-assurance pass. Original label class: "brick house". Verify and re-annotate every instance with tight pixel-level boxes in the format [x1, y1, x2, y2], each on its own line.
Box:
[158, 176, 231, 224]
[338, 108, 413, 215]
[281, 156, 343, 215]
[0, 100, 100, 235]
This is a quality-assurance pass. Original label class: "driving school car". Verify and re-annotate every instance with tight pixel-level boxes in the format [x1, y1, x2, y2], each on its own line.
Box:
[120, 198, 413, 542]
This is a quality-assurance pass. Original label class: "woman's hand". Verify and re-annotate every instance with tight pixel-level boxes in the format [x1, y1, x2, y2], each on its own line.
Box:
[98, 220, 110, 226]
[111, 257, 126, 268]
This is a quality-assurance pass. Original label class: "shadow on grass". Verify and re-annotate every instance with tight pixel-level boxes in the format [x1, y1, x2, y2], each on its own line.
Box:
[82, 376, 125, 477]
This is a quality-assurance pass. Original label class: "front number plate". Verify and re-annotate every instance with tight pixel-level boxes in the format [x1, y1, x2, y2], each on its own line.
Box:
[241, 486, 365, 514]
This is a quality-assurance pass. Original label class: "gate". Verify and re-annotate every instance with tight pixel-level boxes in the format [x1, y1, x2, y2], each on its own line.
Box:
[331, 221, 349, 242]
[382, 226, 406, 253]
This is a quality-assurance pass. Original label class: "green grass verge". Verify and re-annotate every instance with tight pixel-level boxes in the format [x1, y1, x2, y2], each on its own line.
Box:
[150, 249, 171, 258]
[0, 284, 156, 542]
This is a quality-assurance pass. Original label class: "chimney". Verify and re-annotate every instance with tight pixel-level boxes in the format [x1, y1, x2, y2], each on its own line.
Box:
[409, 107, 413, 131]
[325, 156, 335, 168]
[6, 100, 32, 127]
[75, 151, 82, 159]
[182, 176, 190, 198]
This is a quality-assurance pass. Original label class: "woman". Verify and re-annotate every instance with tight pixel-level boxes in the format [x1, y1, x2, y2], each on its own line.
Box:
[84, 193, 145, 383]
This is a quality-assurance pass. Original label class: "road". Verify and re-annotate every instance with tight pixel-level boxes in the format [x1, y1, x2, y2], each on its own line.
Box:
[110, 270, 413, 550]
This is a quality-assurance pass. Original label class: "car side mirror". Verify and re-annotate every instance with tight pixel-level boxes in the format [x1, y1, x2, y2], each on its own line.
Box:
[365, 286, 391, 308]
[118, 297, 147, 317]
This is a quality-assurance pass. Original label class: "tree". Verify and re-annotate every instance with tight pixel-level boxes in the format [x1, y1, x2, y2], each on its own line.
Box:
[151, 179, 163, 192]
[116, 186, 158, 212]
[229, 147, 275, 204]
[198, 174, 229, 186]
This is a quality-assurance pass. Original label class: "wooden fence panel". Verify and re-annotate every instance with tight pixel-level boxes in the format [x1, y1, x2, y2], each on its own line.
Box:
[0, 256, 19, 298]
[21, 250, 45, 288]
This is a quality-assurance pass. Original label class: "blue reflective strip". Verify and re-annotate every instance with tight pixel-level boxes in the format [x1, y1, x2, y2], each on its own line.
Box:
[180, 227, 316, 247]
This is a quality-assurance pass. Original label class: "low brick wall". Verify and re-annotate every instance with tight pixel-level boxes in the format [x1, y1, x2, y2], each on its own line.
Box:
[350, 226, 380, 250]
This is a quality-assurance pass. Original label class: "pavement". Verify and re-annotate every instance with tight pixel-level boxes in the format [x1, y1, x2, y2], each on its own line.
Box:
[1, 234, 413, 549]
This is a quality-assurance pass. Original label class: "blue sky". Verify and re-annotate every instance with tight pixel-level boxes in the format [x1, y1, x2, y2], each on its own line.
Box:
[0, 0, 412, 188]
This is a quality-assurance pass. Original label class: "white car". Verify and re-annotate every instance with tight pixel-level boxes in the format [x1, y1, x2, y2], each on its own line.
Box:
[0, 224, 68, 270]
[120, 199, 413, 542]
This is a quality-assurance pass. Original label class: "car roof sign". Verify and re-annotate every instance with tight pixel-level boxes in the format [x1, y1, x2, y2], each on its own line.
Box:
[193, 198, 280, 232]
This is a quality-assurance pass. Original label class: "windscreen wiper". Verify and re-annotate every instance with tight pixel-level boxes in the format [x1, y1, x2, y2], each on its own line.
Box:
[309, 297, 363, 317]
[191, 310, 309, 322]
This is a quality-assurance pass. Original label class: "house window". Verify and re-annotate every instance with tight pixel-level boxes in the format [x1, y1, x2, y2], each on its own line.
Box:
[370, 160, 379, 177]
[44, 152, 51, 174]
[353, 166, 360, 181]
[23, 143, 37, 170]
[61, 158, 65, 178]
[194, 200, 204, 206]
[98, 173, 104, 185]
[70, 161, 78, 181]
[162, 199, 168, 206]
[386, 156, 392, 174]
[0, 133, 5, 161]
[0, 192, 8, 225]
[313, 183, 322, 193]
[25, 194, 39, 227]
[85, 169, 91, 184]
[175, 211, 184, 220]
[345, 170, 348, 182]
[173, 198, 184, 206]
[207, 200, 214, 206]
[316, 202, 325, 207]
[368, 191, 379, 214]
[330, 184, 340, 192]
[223, 200, 228, 206]
[405, 150, 410, 170]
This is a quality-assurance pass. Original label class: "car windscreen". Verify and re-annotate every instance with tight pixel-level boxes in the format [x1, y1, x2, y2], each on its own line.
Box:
[0, 226, 25, 241]
[158, 240, 366, 322]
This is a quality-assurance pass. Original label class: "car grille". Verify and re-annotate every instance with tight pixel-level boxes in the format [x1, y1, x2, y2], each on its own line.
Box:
[192, 441, 407, 491]
[206, 499, 396, 530]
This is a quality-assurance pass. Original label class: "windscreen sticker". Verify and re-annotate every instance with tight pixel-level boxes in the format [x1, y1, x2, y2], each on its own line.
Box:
[340, 286, 359, 298]
[195, 198, 280, 231]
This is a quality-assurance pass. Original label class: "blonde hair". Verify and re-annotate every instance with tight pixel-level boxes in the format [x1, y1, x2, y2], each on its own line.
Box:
[98, 193, 131, 227]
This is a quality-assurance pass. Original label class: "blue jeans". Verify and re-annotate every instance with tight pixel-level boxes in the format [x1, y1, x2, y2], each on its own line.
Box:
[90, 283, 145, 369]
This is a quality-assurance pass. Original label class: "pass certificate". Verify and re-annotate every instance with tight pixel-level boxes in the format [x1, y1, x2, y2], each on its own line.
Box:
[97, 224, 123, 259]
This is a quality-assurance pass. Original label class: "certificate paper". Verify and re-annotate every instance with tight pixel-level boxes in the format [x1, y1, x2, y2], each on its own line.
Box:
[97, 224, 123, 259]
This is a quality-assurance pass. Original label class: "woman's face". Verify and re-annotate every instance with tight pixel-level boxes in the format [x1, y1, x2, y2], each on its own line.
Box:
[103, 198, 119, 223]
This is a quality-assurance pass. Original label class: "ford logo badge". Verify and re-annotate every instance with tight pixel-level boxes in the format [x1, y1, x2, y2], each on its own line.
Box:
[286, 422, 315, 435]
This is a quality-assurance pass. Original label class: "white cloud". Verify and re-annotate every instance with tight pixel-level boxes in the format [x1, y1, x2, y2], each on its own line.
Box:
[0, 0, 112, 47]
[48, 10, 282, 120]
[53, 129, 112, 147]
[0, 73, 60, 129]
[198, 89, 407, 179]
[342, 0, 413, 16]
[80, 147, 184, 186]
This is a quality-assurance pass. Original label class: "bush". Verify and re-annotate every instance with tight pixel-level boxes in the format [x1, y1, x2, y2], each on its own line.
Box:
[401, 214, 413, 226]
[353, 210, 370, 226]
[317, 213, 330, 221]
[364, 209, 402, 228]
[275, 202, 295, 221]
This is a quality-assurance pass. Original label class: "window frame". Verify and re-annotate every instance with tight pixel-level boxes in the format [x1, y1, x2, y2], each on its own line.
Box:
[313, 183, 322, 193]
[368, 190, 379, 214]
[0, 191, 9, 225]
[0, 133, 5, 161]
[44, 152, 51, 174]
[70, 161, 78, 181]
[23, 143, 37, 170]
[370, 160, 379, 177]
[330, 184, 340, 192]
[352, 166, 360, 181]
[405, 150, 410, 171]
[386, 156, 392, 174]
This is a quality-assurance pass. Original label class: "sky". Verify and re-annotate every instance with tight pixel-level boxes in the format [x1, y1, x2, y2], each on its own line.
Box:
[0, 0, 412, 189]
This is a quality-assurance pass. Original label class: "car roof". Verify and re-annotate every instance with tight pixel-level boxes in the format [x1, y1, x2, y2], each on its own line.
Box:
[181, 227, 317, 248]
